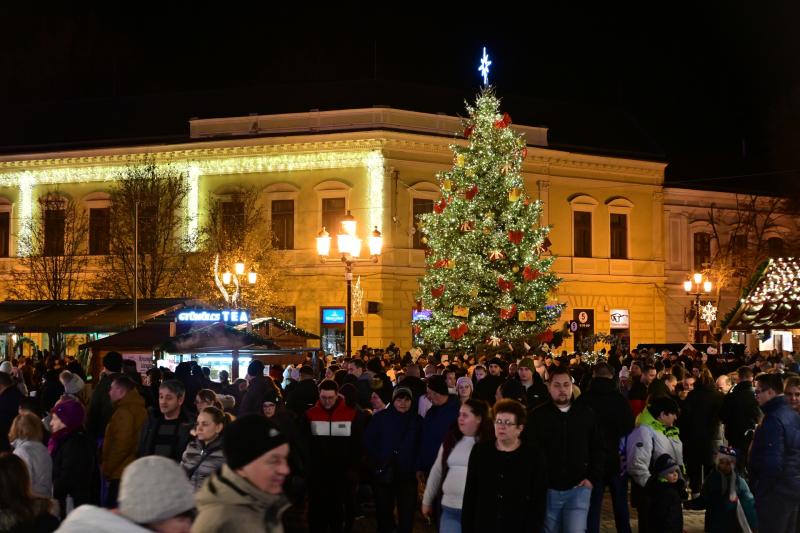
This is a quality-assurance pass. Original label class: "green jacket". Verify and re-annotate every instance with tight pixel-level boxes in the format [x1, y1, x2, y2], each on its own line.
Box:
[193, 465, 291, 533]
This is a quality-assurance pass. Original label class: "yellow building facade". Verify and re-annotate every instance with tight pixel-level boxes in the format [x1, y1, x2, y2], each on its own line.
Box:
[0, 107, 668, 353]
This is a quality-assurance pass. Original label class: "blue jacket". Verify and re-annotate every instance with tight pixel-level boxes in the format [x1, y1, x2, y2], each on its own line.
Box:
[749, 395, 800, 498]
[363, 405, 422, 480]
[416, 395, 460, 475]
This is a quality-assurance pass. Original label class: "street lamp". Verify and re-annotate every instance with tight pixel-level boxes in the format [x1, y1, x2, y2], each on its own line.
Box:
[213, 255, 257, 308]
[317, 211, 383, 356]
[684, 272, 712, 343]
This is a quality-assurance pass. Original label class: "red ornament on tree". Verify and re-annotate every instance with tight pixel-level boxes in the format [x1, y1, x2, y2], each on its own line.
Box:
[508, 230, 523, 245]
[415, 300, 423, 312]
[412, 324, 421, 335]
[497, 277, 515, 292]
[494, 112, 512, 129]
[523, 266, 541, 281]
[433, 259, 448, 269]
[538, 329, 554, 343]
[499, 304, 517, 320]
[542, 237, 552, 252]
[433, 198, 447, 214]
[464, 125, 474, 139]
[449, 322, 469, 341]
[465, 185, 479, 201]
[431, 285, 445, 298]
[521, 147, 528, 159]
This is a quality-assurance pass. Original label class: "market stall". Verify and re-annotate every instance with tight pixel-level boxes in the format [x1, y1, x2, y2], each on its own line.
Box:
[723, 257, 800, 353]
[156, 321, 314, 379]
[236, 317, 320, 349]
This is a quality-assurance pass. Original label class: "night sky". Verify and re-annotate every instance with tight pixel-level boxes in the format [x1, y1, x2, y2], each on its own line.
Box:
[2, 5, 799, 196]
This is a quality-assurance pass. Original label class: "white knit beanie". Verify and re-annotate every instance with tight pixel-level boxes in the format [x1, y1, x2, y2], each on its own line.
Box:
[118, 456, 195, 524]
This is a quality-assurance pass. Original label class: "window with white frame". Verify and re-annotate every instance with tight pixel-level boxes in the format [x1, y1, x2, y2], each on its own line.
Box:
[569, 194, 599, 258]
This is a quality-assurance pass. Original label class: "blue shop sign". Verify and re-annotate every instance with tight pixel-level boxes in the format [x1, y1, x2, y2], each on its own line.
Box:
[322, 308, 347, 324]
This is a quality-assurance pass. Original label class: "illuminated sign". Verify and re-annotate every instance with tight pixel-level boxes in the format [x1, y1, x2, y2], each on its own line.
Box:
[177, 310, 249, 323]
[322, 308, 346, 324]
[610, 309, 630, 329]
[412, 309, 432, 321]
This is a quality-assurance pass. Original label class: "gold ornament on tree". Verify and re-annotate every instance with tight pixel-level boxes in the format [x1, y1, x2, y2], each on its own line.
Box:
[442, 179, 453, 191]
[488, 250, 506, 261]
[508, 187, 522, 201]
[459, 220, 475, 232]
[455, 153, 465, 167]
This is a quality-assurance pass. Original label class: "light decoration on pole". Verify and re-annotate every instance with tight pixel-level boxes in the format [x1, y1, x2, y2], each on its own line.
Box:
[684, 271, 713, 342]
[701, 302, 718, 325]
[478, 47, 492, 86]
[213, 254, 257, 307]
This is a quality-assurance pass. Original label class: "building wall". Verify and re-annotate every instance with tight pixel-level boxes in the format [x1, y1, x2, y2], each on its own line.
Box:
[0, 109, 675, 353]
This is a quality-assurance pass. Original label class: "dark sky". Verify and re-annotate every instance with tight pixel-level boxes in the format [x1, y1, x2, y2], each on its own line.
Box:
[2, 5, 799, 195]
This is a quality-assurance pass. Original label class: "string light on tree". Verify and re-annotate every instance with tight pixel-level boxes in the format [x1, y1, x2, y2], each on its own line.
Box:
[413, 88, 563, 347]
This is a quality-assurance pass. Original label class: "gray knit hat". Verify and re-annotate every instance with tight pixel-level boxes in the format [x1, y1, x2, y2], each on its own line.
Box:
[118, 456, 195, 524]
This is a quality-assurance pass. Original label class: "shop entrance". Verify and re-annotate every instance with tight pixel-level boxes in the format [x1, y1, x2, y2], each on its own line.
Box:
[320, 307, 347, 356]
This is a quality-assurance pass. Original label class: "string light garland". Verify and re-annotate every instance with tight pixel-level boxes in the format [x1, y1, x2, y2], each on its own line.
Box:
[1, 149, 386, 256]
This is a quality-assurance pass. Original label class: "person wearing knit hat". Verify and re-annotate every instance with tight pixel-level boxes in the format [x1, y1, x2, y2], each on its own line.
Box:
[56, 456, 195, 532]
[194, 415, 291, 533]
[645, 453, 685, 533]
[684, 445, 758, 532]
[0, 360, 12, 374]
[48, 399, 94, 518]
[426, 374, 449, 397]
[59, 370, 84, 397]
[455, 376, 473, 403]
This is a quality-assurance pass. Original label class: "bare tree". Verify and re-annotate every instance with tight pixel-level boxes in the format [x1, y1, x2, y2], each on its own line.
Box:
[184, 186, 282, 317]
[702, 193, 800, 311]
[8, 193, 90, 355]
[92, 156, 195, 299]
[9, 193, 89, 301]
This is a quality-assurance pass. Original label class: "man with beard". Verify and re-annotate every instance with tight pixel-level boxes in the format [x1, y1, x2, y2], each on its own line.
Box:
[530, 366, 603, 533]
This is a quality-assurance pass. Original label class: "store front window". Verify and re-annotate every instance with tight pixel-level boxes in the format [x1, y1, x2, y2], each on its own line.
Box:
[320, 307, 346, 355]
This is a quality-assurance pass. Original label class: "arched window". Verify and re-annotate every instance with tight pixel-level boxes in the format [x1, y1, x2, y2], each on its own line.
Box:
[313, 180, 352, 236]
[606, 197, 634, 259]
[569, 194, 598, 258]
[408, 181, 439, 250]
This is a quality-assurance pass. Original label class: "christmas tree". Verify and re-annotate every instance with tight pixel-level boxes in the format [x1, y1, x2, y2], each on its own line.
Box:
[413, 89, 562, 348]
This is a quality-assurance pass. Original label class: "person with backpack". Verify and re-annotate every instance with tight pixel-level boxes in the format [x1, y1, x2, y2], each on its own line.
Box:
[625, 396, 684, 533]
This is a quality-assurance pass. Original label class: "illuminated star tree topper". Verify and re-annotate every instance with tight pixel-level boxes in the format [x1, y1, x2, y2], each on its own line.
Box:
[478, 47, 492, 86]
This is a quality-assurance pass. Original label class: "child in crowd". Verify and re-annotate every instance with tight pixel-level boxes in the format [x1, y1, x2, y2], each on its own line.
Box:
[646, 454, 685, 533]
[684, 446, 757, 533]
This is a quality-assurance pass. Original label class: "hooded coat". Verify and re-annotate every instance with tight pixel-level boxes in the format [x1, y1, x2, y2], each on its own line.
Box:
[193, 464, 291, 533]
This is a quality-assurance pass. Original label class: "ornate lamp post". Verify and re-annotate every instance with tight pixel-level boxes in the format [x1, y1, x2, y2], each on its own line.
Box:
[213, 255, 257, 307]
[684, 272, 712, 343]
[316, 210, 383, 356]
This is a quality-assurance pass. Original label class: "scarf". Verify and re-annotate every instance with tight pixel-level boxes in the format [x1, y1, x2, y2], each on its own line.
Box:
[47, 428, 72, 455]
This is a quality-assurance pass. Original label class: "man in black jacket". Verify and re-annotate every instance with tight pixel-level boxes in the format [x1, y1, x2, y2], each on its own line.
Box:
[474, 357, 505, 405]
[239, 360, 281, 417]
[285, 365, 319, 417]
[579, 363, 634, 533]
[720, 366, 761, 471]
[137, 379, 194, 462]
[86, 351, 124, 443]
[530, 365, 603, 533]
[517, 357, 548, 409]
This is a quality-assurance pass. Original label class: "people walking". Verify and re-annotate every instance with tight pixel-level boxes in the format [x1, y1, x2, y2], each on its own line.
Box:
[749, 372, 800, 532]
[181, 406, 227, 491]
[363, 387, 422, 533]
[137, 379, 194, 462]
[10, 412, 53, 498]
[530, 365, 603, 533]
[422, 398, 493, 533]
[49, 399, 94, 518]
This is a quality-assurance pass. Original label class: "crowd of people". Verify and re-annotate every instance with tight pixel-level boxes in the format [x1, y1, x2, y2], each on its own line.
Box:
[0, 344, 799, 532]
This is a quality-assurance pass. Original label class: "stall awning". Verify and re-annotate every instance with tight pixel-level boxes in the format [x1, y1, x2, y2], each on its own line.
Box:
[724, 258, 800, 332]
[236, 317, 320, 339]
[79, 323, 175, 351]
[158, 322, 280, 353]
[0, 299, 193, 333]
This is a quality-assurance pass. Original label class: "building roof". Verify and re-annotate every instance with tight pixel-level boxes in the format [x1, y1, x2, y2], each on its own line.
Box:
[237, 317, 320, 340]
[0, 299, 190, 333]
[79, 322, 174, 350]
[723, 258, 800, 331]
[158, 322, 280, 353]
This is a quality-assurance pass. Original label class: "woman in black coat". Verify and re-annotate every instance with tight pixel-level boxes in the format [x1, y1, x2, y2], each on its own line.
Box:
[462, 399, 547, 533]
[680, 368, 723, 496]
[48, 400, 94, 518]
